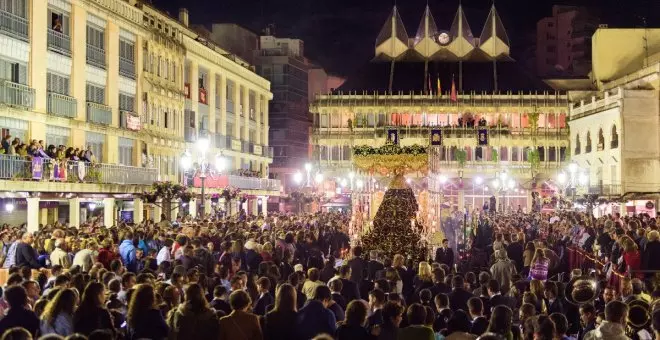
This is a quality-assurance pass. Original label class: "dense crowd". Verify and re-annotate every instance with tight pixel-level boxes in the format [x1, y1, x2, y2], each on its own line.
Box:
[0, 210, 658, 340]
[1, 136, 96, 163]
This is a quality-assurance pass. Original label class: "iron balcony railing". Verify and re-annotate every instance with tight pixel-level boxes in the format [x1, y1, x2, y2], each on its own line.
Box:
[241, 141, 251, 153]
[86, 44, 106, 69]
[86, 102, 112, 125]
[588, 184, 623, 196]
[0, 10, 28, 41]
[47, 92, 77, 118]
[0, 80, 34, 109]
[214, 134, 229, 149]
[262, 146, 274, 158]
[227, 175, 281, 191]
[47, 29, 71, 56]
[119, 57, 135, 79]
[0, 155, 158, 185]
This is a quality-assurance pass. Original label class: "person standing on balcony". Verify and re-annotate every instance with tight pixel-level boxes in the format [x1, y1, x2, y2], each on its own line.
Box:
[1, 135, 10, 154]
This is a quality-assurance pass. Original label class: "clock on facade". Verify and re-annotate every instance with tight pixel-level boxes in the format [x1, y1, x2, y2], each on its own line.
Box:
[437, 32, 451, 45]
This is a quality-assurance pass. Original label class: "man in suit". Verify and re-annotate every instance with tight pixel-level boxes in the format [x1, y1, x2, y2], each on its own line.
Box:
[487, 279, 515, 310]
[210, 285, 231, 316]
[468, 297, 489, 336]
[577, 303, 597, 340]
[218, 290, 263, 340]
[329, 279, 347, 311]
[506, 233, 524, 273]
[339, 264, 360, 302]
[253, 277, 274, 316]
[430, 268, 451, 298]
[433, 293, 453, 332]
[543, 281, 566, 315]
[367, 288, 386, 332]
[435, 239, 454, 268]
[348, 246, 368, 283]
[367, 250, 384, 281]
[297, 285, 337, 340]
[448, 275, 473, 312]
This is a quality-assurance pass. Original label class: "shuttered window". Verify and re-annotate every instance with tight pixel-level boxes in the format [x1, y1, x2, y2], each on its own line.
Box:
[0, 58, 26, 84]
[0, 0, 27, 18]
[47, 8, 70, 34]
[119, 93, 134, 112]
[86, 83, 105, 104]
[119, 39, 134, 61]
[118, 137, 134, 166]
[86, 25, 104, 50]
[47, 73, 70, 95]
[85, 132, 104, 162]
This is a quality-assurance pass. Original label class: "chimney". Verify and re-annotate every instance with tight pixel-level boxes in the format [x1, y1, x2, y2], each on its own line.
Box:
[178, 8, 189, 27]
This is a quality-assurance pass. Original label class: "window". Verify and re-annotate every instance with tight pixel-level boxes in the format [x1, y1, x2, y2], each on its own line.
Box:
[46, 72, 70, 95]
[0, 0, 27, 18]
[164, 110, 169, 129]
[164, 58, 169, 79]
[142, 45, 148, 71]
[86, 25, 104, 50]
[198, 71, 206, 89]
[46, 125, 70, 147]
[48, 8, 69, 34]
[157, 56, 161, 76]
[611, 125, 619, 149]
[0, 58, 26, 84]
[119, 93, 134, 112]
[86, 132, 104, 162]
[118, 138, 134, 166]
[119, 39, 134, 61]
[86, 83, 105, 104]
[574, 134, 581, 155]
[585, 131, 592, 153]
[598, 128, 605, 150]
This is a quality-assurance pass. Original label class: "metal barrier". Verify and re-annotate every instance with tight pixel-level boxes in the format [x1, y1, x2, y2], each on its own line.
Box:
[0, 80, 34, 109]
[47, 29, 71, 56]
[86, 102, 112, 125]
[0, 10, 28, 41]
[0, 154, 158, 185]
[47, 92, 77, 118]
[86, 44, 106, 69]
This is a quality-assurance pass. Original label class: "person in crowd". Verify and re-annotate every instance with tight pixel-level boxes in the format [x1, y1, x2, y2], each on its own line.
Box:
[543, 281, 566, 315]
[490, 250, 516, 293]
[39, 288, 76, 336]
[330, 279, 347, 311]
[528, 248, 549, 281]
[0, 286, 40, 337]
[15, 232, 41, 269]
[449, 275, 474, 312]
[550, 313, 573, 340]
[126, 284, 168, 339]
[119, 232, 137, 273]
[73, 282, 114, 336]
[583, 301, 629, 340]
[253, 277, 274, 316]
[399, 303, 435, 340]
[577, 303, 597, 340]
[338, 264, 360, 302]
[367, 288, 386, 331]
[378, 301, 404, 340]
[297, 285, 337, 339]
[49, 239, 70, 269]
[71, 240, 96, 273]
[368, 251, 384, 281]
[468, 297, 488, 336]
[435, 239, 455, 268]
[414, 262, 435, 300]
[348, 246, 368, 284]
[218, 290, 262, 340]
[445, 309, 477, 340]
[335, 300, 375, 339]
[168, 283, 221, 339]
[434, 293, 453, 332]
[302, 268, 325, 300]
[263, 283, 300, 340]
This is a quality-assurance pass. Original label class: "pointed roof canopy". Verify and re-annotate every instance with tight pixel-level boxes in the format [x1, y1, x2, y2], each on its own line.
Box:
[375, 6, 410, 59]
[478, 4, 511, 58]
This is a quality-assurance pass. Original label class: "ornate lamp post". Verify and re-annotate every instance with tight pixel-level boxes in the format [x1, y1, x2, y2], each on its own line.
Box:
[180, 136, 226, 217]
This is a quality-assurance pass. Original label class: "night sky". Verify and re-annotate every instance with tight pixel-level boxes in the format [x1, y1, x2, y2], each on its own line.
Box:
[155, 0, 660, 77]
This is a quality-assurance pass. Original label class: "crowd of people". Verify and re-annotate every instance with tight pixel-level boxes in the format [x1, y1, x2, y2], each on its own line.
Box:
[0, 209, 657, 340]
[1, 136, 96, 163]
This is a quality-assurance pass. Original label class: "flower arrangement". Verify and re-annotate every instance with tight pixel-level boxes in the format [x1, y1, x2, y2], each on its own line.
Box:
[353, 143, 428, 175]
[220, 186, 241, 201]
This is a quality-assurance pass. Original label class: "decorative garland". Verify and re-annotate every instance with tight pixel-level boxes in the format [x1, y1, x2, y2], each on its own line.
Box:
[353, 143, 428, 175]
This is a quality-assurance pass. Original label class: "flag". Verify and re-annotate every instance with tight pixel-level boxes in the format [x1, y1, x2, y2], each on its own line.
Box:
[450, 75, 457, 102]
[437, 75, 442, 97]
[387, 129, 399, 145]
[478, 129, 489, 146]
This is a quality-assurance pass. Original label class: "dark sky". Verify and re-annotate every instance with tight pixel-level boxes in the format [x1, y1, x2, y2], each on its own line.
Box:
[156, 0, 660, 77]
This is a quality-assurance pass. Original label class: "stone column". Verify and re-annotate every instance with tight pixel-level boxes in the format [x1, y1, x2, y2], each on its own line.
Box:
[70, 3, 87, 121]
[133, 198, 144, 224]
[30, 0, 48, 113]
[40, 208, 48, 226]
[204, 198, 212, 217]
[255, 94, 262, 144]
[229, 199, 236, 216]
[219, 74, 227, 136]
[233, 82, 241, 138]
[188, 198, 197, 218]
[251, 199, 258, 216]
[243, 87, 249, 141]
[27, 198, 40, 233]
[153, 201, 163, 221]
[103, 198, 115, 227]
[261, 196, 268, 216]
[68, 198, 80, 228]
[208, 71, 216, 135]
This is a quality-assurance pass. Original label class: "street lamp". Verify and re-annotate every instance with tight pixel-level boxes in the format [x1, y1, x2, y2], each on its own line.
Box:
[314, 172, 324, 184]
[181, 136, 226, 217]
[304, 162, 312, 186]
[293, 171, 303, 185]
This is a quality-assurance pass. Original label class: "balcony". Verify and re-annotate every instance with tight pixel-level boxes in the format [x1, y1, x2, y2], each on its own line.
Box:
[119, 57, 135, 79]
[262, 146, 274, 158]
[47, 29, 71, 56]
[0, 80, 34, 109]
[0, 10, 28, 41]
[0, 155, 158, 185]
[86, 102, 112, 125]
[241, 141, 251, 153]
[191, 173, 281, 191]
[86, 44, 106, 69]
[214, 134, 231, 149]
[47, 92, 77, 118]
[587, 184, 622, 197]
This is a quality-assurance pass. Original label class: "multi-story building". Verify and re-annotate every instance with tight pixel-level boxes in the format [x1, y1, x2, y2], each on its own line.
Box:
[569, 28, 660, 216]
[0, 0, 277, 231]
[536, 5, 599, 78]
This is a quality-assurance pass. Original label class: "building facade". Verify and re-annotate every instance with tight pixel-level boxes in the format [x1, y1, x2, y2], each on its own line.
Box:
[0, 0, 277, 231]
[536, 5, 598, 78]
[568, 28, 660, 216]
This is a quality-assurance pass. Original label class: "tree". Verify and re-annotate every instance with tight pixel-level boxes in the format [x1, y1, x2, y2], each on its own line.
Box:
[138, 181, 192, 220]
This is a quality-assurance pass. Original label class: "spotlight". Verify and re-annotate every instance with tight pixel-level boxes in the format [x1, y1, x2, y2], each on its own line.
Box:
[5, 203, 14, 213]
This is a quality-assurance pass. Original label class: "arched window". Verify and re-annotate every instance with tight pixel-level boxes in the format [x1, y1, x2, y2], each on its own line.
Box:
[598, 128, 605, 151]
[585, 131, 592, 153]
[574, 134, 581, 155]
[611, 125, 619, 148]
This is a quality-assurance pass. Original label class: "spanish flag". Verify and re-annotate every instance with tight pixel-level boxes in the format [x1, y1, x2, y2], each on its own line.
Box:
[437, 76, 441, 97]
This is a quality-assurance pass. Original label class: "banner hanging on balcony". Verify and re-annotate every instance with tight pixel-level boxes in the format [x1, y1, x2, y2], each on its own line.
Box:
[430, 129, 442, 146]
[387, 129, 399, 145]
[77, 162, 87, 181]
[477, 129, 489, 146]
[32, 158, 43, 180]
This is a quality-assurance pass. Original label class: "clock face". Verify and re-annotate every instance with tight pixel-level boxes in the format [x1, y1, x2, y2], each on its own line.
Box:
[437, 32, 451, 45]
